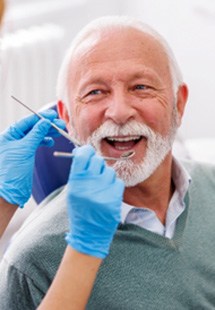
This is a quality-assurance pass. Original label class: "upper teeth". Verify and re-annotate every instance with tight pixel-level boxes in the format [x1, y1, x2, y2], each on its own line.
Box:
[107, 136, 140, 142]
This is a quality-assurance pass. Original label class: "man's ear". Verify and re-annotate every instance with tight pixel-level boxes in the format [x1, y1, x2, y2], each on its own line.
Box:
[57, 100, 69, 123]
[176, 83, 189, 126]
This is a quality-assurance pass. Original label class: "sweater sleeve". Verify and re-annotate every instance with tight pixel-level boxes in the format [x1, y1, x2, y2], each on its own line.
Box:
[0, 257, 45, 310]
[0, 187, 69, 310]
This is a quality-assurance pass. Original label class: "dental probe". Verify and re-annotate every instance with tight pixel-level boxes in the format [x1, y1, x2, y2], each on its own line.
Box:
[11, 95, 77, 145]
[11, 95, 135, 161]
[53, 150, 135, 161]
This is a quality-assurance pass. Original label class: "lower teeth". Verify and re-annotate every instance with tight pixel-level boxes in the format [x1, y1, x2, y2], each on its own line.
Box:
[115, 147, 130, 150]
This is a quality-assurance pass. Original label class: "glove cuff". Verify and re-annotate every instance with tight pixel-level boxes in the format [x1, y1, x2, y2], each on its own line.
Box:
[0, 186, 25, 208]
[65, 233, 110, 259]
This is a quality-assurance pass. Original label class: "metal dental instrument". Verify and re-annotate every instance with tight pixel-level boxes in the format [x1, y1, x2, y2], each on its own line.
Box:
[11, 95, 76, 145]
[53, 150, 135, 161]
[11, 95, 135, 161]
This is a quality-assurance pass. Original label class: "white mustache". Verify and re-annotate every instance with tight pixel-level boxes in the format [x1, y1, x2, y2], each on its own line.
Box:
[88, 120, 157, 143]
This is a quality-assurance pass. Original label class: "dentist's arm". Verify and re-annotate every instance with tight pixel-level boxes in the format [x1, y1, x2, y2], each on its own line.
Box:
[0, 111, 65, 237]
[38, 145, 124, 310]
[0, 198, 17, 237]
[38, 247, 102, 310]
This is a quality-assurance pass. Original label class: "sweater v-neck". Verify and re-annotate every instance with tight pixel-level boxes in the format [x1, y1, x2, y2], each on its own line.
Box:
[118, 192, 190, 251]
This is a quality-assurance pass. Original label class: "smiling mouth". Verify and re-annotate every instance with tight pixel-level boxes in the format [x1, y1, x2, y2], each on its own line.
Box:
[104, 135, 143, 150]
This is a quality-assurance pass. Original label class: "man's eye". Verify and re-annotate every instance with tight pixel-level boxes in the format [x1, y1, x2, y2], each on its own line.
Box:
[134, 84, 148, 90]
[81, 88, 108, 104]
[87, 89, 102, 96]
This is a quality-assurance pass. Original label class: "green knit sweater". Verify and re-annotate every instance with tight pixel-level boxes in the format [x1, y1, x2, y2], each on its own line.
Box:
[0, 161, 215, 309]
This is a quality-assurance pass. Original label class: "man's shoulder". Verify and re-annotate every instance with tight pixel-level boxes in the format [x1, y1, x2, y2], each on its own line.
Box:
[182, 159, 215, 179]
[181, 160, 215, 199]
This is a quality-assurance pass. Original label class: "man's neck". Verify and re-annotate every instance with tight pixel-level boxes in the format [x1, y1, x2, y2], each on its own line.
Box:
[123, 154, 174, 224]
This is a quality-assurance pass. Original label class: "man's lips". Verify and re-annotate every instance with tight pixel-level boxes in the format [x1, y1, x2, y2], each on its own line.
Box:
[104, 135, 143, 151]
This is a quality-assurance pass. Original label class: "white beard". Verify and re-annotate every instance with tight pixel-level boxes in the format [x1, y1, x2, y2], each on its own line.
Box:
[70, 108, 178, 187]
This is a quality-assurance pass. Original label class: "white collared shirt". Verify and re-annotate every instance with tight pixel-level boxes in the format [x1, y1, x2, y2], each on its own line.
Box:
[121, 158, 191, 239]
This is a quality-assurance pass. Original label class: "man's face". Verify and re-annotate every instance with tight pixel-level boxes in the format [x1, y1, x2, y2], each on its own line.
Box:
[63, 28, 185, 185]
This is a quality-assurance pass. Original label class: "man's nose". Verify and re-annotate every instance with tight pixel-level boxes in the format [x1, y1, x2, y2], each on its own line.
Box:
[104, 91, 136, 125]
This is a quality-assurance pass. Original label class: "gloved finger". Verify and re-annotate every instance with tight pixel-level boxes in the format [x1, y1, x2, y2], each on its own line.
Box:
[71, 145, 95, 175]
[114, 178, 125, 199]
[101, 165, 116, 184]
[40, 137, 54, 147]
[47, 119, 66, 137]
[24, 119, 52, 150]
[86, 154, 105, 175]
[40, 109, 58, 119]
[3, 109, 58, 140]
[18, 110, 57, 135]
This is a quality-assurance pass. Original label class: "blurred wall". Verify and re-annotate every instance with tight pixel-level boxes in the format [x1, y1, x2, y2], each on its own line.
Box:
[1, 0, 125, 129]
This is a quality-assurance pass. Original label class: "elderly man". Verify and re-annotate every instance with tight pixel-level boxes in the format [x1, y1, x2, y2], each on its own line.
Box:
[1, 16, 215, 309]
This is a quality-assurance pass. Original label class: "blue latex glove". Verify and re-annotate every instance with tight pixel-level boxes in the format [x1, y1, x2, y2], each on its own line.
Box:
[0, 110, 65, 207]
[66, 145, 125, 259]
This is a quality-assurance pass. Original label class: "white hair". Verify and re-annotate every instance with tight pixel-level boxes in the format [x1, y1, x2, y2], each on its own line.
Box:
[56, 15, 183, 108]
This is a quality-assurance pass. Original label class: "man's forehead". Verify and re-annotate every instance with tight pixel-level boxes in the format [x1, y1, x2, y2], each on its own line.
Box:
[68, 28, 170, 85]
[72, 27, 165, 62]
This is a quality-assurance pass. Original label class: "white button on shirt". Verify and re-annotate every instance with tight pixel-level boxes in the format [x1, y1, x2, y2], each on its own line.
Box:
[121, 157, 191, 239]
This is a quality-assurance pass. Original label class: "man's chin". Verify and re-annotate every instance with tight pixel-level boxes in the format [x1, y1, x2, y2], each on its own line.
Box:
[112, 150, 168, 187]
[112, 159, 147, 187]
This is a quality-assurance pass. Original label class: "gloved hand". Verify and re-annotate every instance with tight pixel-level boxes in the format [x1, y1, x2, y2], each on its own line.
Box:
[0, 110, 65, 207]
[65, 145, 125, 259]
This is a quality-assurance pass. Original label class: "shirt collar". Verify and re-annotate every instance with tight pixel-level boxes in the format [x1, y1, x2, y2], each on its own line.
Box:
[121, 156, 191, 224]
